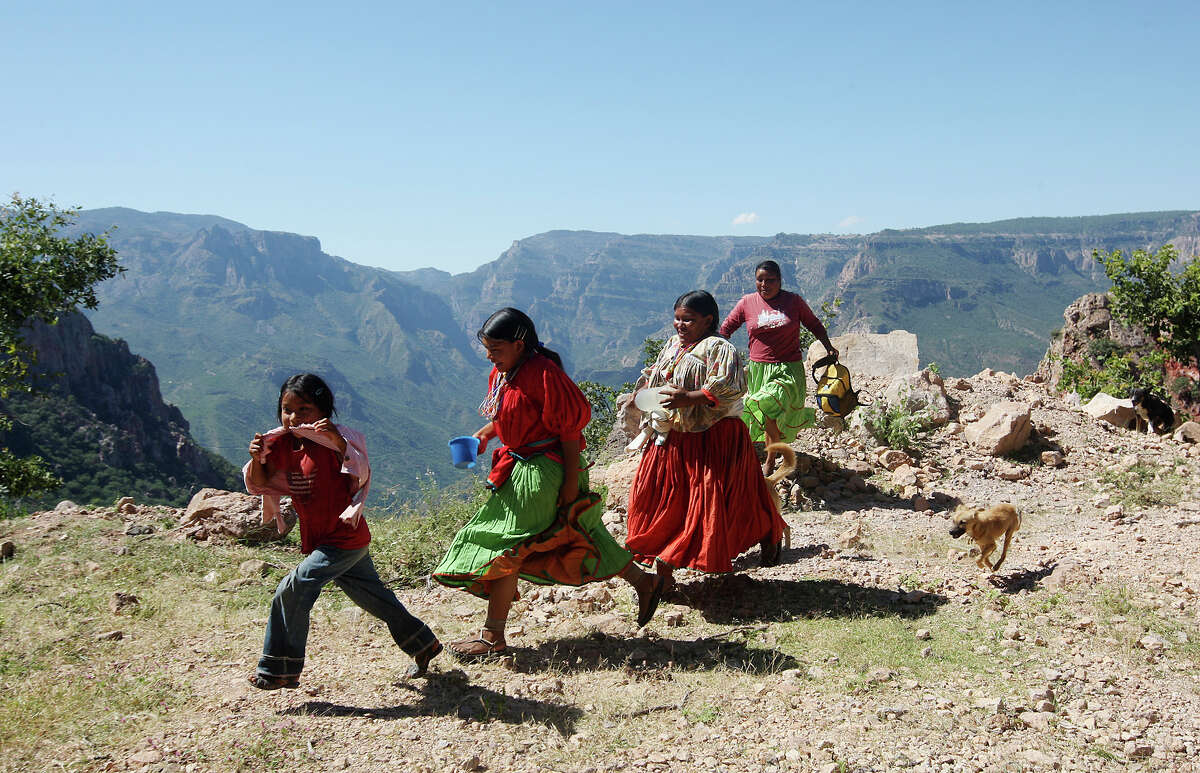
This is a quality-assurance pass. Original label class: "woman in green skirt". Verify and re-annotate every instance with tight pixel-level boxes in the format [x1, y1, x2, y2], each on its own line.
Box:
[433, 308, 667, 659]
[719, 260, 838, 474]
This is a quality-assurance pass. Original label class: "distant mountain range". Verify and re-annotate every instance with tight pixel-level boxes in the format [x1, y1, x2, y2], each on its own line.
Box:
[74, 207, 1200, 496]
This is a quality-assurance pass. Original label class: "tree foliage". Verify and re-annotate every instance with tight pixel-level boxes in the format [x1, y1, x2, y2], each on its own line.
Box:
[1097, 244, 1200, 366]
[578, 337, 665, 459]
[0, 194, 123, 502]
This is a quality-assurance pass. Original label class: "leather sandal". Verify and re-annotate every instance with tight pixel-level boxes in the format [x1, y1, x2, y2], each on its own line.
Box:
[636, 572, 668, 627]
[248, 674, 300, 690]
[760, 537, 783, 567]
[449, 633, 506, 662]
[403, 640, 443, 679]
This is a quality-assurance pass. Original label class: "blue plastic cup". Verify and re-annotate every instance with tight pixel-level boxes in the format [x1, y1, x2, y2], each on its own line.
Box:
[448, 435, 480, 469]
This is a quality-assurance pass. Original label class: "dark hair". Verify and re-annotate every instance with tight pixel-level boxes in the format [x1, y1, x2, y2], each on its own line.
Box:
[277, 373, 336, 419]
[754, 259, 782, 279]
[673, 290, 720, 338]
[477, 307, 563, 369]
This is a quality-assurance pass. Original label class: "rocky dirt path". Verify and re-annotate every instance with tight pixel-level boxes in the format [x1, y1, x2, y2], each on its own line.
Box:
[3, 371, 1199, 772]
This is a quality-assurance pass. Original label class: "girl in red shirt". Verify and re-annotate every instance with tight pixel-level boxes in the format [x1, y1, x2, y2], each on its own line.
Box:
[245, 373, 440, 689]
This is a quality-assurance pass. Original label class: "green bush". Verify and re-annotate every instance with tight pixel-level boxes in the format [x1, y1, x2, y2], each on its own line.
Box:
[858, 393, 933, 452]
[1170, 375, 1200, 403]
[1086, 338, 1123, 363]
[1058, 350, 1166, 401]
[1098, 244, 1200, 367]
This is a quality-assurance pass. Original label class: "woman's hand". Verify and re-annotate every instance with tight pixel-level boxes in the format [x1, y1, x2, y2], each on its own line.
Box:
[557, 475, 580, 508]
[248, 433, 264, 459]
[473, 423, 495, 456]
[557, 436, 582, 508]
[661, 385, 707, 410]
[311, 418, 347, 455]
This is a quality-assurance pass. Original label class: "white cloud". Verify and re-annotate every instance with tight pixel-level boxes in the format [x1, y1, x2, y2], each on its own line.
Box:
[732, 212, 759, 226]
[838, 215, 864, 229]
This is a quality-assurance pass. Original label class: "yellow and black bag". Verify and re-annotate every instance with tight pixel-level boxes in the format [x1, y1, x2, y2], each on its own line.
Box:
[811, 354, 862, 418]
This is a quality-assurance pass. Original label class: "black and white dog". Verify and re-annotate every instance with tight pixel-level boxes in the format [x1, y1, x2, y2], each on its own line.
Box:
[1130, 388, 1175, 434]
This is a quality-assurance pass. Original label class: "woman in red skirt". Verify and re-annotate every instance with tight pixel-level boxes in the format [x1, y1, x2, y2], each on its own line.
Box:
[625, 290, 788, 585]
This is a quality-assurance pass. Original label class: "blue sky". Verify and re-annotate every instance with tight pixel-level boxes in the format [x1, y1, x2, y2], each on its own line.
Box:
[4, 1, 1197, 273]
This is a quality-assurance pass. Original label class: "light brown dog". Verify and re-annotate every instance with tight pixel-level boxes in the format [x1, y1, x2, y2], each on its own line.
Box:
[765, 442, 797, 549]
[949, 503, 1021, 572]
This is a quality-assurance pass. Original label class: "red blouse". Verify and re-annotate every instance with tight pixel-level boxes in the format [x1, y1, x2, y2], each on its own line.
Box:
[490, 354, 591, 448]
[266, 438, 370, 554]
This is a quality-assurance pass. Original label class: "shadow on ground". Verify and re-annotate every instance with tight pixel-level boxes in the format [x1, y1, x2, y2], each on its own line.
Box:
[671, 573, 948, 624]
[280, 670, 583, 734]
[505, 633, 799, 676]
[988, 562, 1057, 594]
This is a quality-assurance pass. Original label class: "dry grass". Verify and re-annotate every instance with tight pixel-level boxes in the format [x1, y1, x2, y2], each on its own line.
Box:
[2, 502, 1198, 771]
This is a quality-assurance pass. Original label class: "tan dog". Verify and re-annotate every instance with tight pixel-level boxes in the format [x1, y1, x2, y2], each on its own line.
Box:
[764, 442, 797, 550]
[948, 503, 1021, 572]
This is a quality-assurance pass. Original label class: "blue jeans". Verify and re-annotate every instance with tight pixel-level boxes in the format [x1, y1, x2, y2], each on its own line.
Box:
[257, 545, 436, 679]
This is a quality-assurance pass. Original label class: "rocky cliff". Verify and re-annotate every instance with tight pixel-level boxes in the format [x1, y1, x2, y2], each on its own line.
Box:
[0, 312, 240, 505]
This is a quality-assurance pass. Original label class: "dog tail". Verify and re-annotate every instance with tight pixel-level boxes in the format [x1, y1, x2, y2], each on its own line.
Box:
[765, 443, 797, 485]
[991, 509, 1021, 572]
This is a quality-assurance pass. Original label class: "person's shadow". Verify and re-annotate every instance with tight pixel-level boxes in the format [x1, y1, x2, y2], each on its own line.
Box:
[669, 572, 948, 624]
[500, 632, 800, 676]
[280, 669, 584, 734]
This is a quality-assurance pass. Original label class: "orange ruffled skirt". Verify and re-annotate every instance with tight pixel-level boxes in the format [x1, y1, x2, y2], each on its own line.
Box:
[625, 417, 786, 573]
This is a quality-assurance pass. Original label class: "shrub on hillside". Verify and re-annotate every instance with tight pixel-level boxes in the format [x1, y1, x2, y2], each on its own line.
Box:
[858, 391, 933, 452]
[1057, 350, 1166, 401]
[1098, 244, 1200, 367]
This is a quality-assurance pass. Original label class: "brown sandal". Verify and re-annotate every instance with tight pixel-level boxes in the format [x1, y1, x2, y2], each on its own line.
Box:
[248, 674, 300, 690]
[636, 572, 668, 627]
[403, 640, 443, 678]
[449, 634, 506, 662]
[760, 537, 783, 567]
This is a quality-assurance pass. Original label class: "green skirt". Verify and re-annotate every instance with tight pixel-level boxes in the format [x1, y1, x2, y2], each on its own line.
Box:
[742, 360, 817, 443]
[432, 454, 633, 598]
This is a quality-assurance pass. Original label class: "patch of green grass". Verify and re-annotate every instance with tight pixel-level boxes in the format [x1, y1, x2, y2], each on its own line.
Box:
[682, 703, 721, 724]
[1098, 462, 1186, 509]
[1089, 745, 1119, 762]
[0, 663, 193, 768]
[1034, 591, 1067, 613]
[774, 609, 1007, 691]
[1096, 584, 1135, 618]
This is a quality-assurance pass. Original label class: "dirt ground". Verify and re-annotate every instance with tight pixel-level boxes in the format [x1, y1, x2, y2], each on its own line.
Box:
[3, 369, 1199, 772]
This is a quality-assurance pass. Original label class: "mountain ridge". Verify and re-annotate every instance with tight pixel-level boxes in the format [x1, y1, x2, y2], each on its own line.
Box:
[72, 207, 1199, 494]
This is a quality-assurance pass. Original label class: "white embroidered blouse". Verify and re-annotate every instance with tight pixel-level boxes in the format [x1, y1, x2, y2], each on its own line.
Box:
[633, 334, 746, 434]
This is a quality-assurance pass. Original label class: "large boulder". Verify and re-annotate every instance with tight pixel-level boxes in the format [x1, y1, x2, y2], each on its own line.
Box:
[590, 456, 641, 512]
[1035, 293, 1153, 387]
[883, 369, 951, 426]
[963, 401, 1032, 455]
[178, 488, 295, 543]
[1174, 421, 1200, 444]
[807, 330, 919, 387]
[1081, 392, 1136, 429]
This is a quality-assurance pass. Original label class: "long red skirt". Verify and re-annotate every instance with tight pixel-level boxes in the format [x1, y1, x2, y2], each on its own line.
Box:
[625, 417, 786, 573]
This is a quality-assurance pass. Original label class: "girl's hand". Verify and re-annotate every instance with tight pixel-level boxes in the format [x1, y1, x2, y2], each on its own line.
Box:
[311, 418, 347, 455]
[248, 433, 264, 458]
[557, 476, 580, 508]
[473, 423, 495, 456]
